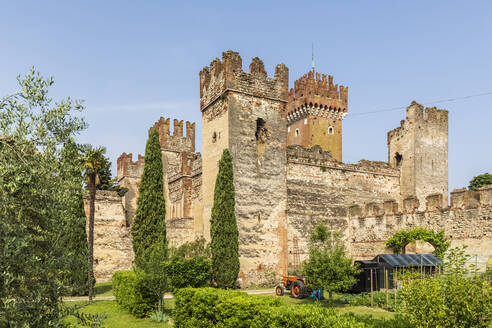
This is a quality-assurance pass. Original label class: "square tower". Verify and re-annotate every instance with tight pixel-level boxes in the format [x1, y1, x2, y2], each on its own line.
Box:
[200, 51, 289, 284]
[286, 72, 348, 161]
[388, 101, 449, 209]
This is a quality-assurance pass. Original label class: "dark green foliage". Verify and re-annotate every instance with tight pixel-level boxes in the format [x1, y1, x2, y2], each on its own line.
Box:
[0, 69, 87, 327]
[469, 173, 492, 191]
[343, 313, 413, 328]
[59, 140, 92, 296]
[166, 256, 212, 291]
[112, 270, 159, 318]
[303, 222, 360, 301]
[210, 149, 239, 288]
[132, 129, 167, 269]
[170, 237, 211, 259]
[95, 156, 128, 196]
[385, 227, 450, 259]
[173, 288, 373, 328]
[165, 238, 212, 291]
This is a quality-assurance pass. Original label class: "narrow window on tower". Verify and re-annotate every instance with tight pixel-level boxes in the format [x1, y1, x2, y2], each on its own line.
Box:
[395, 152, 403, 167]
[328, 126, 334, 135]
[295, 128, 300, 137]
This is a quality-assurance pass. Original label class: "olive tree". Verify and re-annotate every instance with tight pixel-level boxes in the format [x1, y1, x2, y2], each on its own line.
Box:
[0, 68, 86, 327]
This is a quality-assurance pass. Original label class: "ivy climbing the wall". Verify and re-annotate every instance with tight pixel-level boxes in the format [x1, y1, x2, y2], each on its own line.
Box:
[385, 227, 450, 259]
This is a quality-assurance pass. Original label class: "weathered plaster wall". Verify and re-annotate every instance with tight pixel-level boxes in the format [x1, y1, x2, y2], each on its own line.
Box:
[84, 191, 133, 282]
[201, 100, 229, 240]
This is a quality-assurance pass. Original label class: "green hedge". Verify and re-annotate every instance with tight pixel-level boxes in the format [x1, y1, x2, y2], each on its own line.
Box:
[173, 288, 368, 328]
[166, 256, 212, 291]
[112, 270, 158, 318]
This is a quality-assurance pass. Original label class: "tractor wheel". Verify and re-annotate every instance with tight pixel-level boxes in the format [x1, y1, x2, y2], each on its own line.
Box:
[290, 280, 306, 299]
[275, 285, 284, 296]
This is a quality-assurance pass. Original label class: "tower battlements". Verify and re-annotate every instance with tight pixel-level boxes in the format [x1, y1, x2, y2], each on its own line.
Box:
[287, 71, 348, 124]
[117, 152, 144, 180]
[348, 185, 492, 219]
[388, 101, 448, 140]
[199, 50, 289, 111]
[149, 117, 196, 153]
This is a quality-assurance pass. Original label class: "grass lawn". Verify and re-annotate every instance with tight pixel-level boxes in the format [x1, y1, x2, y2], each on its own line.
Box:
[94, 281, 113, 297]
[261, 291, 396, 320]
[62, 300, 174, 328]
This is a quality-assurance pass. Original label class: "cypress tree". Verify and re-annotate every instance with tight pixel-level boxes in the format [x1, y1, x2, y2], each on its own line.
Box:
[210, 149, 239, 288]
[59, 140, 91, 296]
[132, 129, 166, 269]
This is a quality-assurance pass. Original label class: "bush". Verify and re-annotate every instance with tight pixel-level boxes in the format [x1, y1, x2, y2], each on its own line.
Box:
[112, 270, 159, 318]
[173, 288, 372, 328]
[166, 256, 212, 291]
[399, 247, 492, 328]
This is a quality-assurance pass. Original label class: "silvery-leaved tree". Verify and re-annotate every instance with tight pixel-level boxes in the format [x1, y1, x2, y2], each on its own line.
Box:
[0, 68, 87, 327]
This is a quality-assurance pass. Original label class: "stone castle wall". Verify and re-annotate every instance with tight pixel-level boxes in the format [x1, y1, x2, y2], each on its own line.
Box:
[388, 102, 448, 209]
[90, 50, 490, 287]
[84, 190, 133, 282]
[346, 186, 492, 264]
[286, 145, 401, 270]
[200, 51, 290, 285]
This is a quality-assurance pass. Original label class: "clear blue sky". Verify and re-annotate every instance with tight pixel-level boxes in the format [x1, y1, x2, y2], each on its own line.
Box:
[1, 1, 491, 193]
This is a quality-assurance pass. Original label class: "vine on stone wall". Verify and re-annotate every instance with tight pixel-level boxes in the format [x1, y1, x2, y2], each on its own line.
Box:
[385, 227, 450, 259]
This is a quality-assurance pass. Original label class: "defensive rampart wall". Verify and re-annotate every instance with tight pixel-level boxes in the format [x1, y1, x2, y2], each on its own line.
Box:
[347, 186, 492, 263]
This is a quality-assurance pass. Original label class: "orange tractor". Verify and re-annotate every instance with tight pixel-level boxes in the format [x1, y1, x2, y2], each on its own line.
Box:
[275, 276, 324, 300]
[275, 276, 308, 299]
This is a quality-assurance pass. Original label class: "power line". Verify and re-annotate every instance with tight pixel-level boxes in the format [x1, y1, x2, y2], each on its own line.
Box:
[346, 91, 492, 118]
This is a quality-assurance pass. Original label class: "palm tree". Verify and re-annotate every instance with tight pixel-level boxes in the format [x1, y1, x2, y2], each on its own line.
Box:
[82, 146, 107, 303]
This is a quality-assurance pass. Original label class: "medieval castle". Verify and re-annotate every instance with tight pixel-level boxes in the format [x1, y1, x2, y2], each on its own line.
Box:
[86, 50, 492, 285]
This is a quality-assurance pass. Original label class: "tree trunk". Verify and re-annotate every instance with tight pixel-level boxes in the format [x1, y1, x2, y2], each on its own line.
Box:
[88, 174, 96, 303]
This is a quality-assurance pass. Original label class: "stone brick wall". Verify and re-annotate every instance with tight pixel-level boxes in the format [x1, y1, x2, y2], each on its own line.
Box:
[388, 101, 448, 209]
[117, 153, 144, 226]
[347, 186, 492, 264]
[200, 51, 290, 286]
[286, 145, 400, 270]
[84, 190, 133, 282]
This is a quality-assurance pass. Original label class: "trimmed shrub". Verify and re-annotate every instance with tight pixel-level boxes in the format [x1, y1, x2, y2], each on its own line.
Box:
[173, 288, 370, 328]
[166, 256, 212, 291]
[112, 270, 158, 318]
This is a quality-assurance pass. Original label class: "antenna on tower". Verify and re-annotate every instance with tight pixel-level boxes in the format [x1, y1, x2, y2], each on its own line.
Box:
[312, 42, 315, 74]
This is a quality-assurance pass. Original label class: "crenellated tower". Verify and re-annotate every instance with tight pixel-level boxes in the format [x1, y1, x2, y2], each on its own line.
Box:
[286, 71, 348, 161]
[387, 101, 448, 209]
[200, 50, 289, 283]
